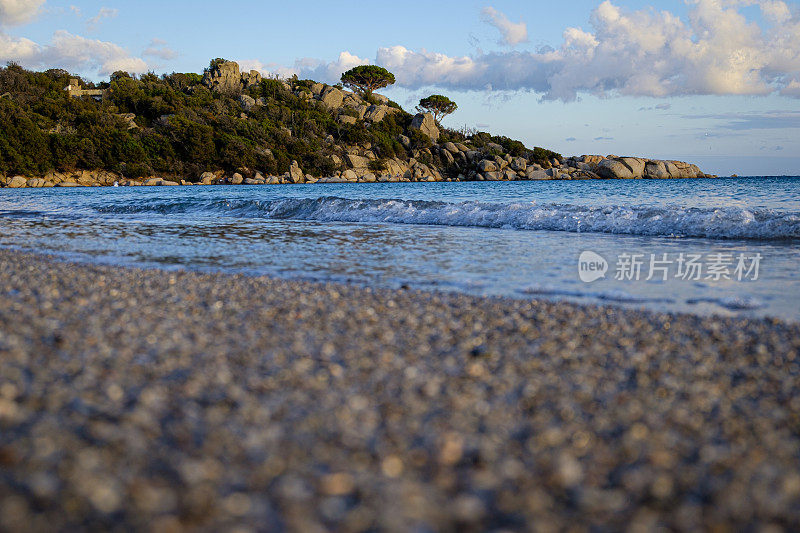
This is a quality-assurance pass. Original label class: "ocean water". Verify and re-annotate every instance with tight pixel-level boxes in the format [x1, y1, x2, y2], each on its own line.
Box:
[1, 176, 799, 321]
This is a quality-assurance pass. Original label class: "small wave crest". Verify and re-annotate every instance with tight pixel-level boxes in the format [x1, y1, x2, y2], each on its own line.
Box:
[94, 196, 800, 240]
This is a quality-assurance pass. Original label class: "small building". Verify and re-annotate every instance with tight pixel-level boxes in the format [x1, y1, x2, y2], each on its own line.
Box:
[66, 79, 108, 101]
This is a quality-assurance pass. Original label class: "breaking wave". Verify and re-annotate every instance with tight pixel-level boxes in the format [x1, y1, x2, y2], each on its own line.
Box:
[94, 196, 800, 240]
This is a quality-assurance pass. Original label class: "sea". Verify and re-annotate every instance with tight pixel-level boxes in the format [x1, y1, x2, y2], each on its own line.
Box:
[1, 176, 799, 321]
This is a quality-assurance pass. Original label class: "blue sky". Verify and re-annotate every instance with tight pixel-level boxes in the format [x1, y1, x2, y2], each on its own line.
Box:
[2, 0, 800, 175]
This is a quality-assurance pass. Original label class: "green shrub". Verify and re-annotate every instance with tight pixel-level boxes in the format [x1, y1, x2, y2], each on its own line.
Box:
[532, 146, 562, 164]
[368, 159, 387, 172]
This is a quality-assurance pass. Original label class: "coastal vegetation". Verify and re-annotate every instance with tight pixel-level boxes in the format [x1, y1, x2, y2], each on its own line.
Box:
[340, 65, 395, 97]
[0, 60, 565, 182]
[417, 94, 458, 124]
[0, 60, 712, 187]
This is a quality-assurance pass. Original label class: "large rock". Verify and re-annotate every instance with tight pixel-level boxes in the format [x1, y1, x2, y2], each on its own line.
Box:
[644, 160, 670, 179]
[443, 142, 459, 154]
[7, 176, 27, 188]
[143, 178, 179, 186]
[386, 158, 409, 176]
[511, 157, 527, 172]
[319, 87, 344, 109]
[364, 105, 388, 122]
[478, 159, 498, 172]
[239, 94, 257, 112]
[203, 61, 240, 93]
[619, 157, 646, 177]
[342, 94, 362, 108]
[310, 83, 324, 96]
[242, 70, 262, 89]
[581, 155, 606, 166]
[354, 104, 369, 119]
[202, 61, 261, 93]
[345, 154, 370, 169]
[666, 160, 699, 178]
[596, 159, 634, 179]
[76, 170, 98, 186]
[199, 171, 219, 185]
[441, 150, 455, 166]
[289, 161, 304, 183]
[410, 113, 439, 142]
[96, 171, 116, 184]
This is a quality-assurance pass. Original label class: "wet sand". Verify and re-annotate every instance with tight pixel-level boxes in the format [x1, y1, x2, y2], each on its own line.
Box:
[0, 248, 798, 531]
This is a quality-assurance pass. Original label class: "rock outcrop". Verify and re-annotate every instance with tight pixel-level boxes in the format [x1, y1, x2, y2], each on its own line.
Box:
[203, 61, 262, 93]
[573, 155, 707, 180]
[596, 159, 635, 179]
[2, 61, 715, 189]
[6, 176, 27, 188]
[410, 113, 439, 142]
[319, 87, 344, 109]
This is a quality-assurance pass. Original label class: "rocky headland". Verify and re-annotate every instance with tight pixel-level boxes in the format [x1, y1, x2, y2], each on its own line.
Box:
[0, 61, 715, 188]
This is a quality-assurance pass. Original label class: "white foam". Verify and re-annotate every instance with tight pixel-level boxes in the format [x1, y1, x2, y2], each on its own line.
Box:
[97, 196, 800, 240]
[261, 197, 800, 240]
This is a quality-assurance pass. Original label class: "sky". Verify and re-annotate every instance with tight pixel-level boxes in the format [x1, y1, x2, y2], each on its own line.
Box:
[1, 0, 800, 175]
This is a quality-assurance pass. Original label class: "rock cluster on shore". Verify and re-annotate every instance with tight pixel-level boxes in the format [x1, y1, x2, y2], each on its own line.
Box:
[0, 150, 716, 188]
[0, 249, 798, 531]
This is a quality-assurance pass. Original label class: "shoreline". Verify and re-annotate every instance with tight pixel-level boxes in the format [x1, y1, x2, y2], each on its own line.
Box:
[1, 157, 717, 188]
[1, 172, 722, 188]
[1, 248, 799, 530]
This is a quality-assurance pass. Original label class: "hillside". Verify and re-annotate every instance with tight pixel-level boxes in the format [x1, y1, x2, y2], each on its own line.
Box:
[0, 60, 713, 187]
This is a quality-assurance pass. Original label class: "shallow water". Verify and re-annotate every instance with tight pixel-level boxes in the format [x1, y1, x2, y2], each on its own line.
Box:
[1, 176, 799, 320]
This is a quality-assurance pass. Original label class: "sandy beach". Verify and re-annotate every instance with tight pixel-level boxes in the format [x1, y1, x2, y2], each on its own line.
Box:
[0, 248, 798, 531]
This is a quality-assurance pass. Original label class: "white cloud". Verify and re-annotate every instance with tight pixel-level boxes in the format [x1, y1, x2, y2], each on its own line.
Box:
[45, 30, 147, 74]
[236, 59, 267, 74]
[781, 79, 800, 97]
[0, 29, 148, 76]
[0, 0, 45, 26]
[760, 0, 793, 23]
[481, 6, 529, 46]
[243, 51, 370, 83]
[86, 7, 118, 31]
[143, 38, 178, 61]
[1, 0, 145, 77]
[280, 0, 800, 101]
[0, 31, 37, 57]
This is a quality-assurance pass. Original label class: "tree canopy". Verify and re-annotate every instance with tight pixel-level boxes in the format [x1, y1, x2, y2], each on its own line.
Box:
[417, 95, 457, 123]
[340, 66, 395, 96]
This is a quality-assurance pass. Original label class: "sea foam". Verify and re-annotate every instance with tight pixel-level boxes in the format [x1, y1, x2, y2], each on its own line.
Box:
[95, 196, 800, 240]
